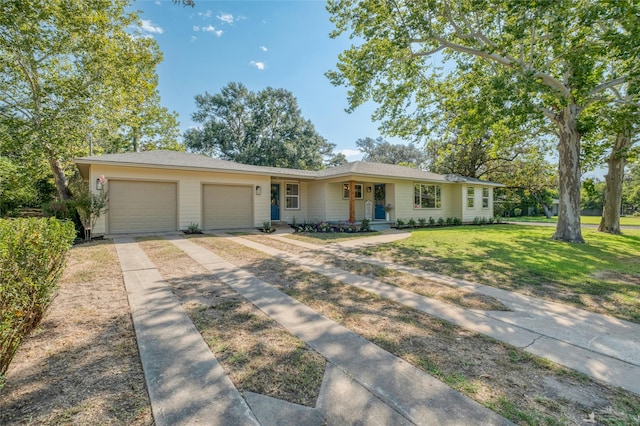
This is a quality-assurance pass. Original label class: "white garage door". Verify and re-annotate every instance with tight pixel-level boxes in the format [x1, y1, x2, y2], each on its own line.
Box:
[108, 180, 177, 234]
[203, 184, 253, 230]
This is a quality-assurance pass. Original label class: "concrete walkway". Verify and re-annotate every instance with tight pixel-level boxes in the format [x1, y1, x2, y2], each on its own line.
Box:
[115, 237, 259, 426]
[236, 231, 640, 396]
[115, 235, 512, 425]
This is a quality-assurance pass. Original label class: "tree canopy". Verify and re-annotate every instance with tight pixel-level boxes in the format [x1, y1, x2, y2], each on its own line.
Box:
[184, 82, 342, 170]
[0, 0, 180, 204]
[327, 0, 639, 243]
[356, 137, 427, 167]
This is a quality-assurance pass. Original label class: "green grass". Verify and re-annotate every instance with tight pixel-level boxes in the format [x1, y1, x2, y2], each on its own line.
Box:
[507, 215, 640, 226]
[359, 225, 640, 323]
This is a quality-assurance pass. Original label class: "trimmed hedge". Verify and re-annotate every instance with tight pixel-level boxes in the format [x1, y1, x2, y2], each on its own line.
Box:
[0, 218, 76, 386]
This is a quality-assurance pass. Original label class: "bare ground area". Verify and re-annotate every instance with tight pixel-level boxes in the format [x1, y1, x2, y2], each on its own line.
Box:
[0, 241, 152, 425]
[189, 234, 640, 426]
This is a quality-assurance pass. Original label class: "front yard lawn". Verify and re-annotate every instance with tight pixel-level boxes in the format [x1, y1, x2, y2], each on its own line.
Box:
[508, 216, 640, 226]
[357, 225, 640, 323]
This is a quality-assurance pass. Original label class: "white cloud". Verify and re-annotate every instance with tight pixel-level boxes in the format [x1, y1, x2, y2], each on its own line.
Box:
[154, 1, 161, 5]
[250, 61, 266, 70]
[198, 10, 212, 18]
[190, 36, 197, 42]
[194, 25, 222, 37]
[140, 19, 163, 34]
[340, 149, 363, 160]
[217, 13, 234, 24]
[260, 46, 268, 52]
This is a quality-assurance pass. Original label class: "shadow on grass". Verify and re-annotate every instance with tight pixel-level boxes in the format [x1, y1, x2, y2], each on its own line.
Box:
[358, 226, 640, 323]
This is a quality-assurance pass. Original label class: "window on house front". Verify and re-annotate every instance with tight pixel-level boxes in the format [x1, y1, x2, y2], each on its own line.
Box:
[285, 183, 299, 209]
[482, 188, 490, 208]
[467, 187, 475, 208]
[414, 183, 441, 208]
[342, 182, 363, 199]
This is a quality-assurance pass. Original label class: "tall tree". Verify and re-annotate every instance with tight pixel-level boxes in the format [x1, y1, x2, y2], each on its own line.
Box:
[327, 0, 639, 243]
[594, 92, 639, 234]
[0, 0, 179, 201]
[185, 82, 342, 170]
[356, 136, 427, 167]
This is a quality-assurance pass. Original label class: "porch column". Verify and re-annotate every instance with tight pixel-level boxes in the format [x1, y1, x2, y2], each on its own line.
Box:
[349, 180, 356, 222]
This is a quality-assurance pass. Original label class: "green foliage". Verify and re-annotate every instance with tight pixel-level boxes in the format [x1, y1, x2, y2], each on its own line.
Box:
[407, 218, 416, 227]
[623, 165, 640, 214]
[0, 218, 76, 384]
[437, 217, 445, 226]
[0, 0, 180, 202]
[395, 218, 405, 227]
[581, 178, 606, 210]
[261, 221, 273, 233]
[185, 83, 341, 170]
[356, 136, 427, 167]
[418, 217, 427, 227]
[186, 222, 202, 234]
[69, 178, 108, 240]
[429, 216, 436, 226]
[360, 218, 371, 232]
[327, 0, 640, 243]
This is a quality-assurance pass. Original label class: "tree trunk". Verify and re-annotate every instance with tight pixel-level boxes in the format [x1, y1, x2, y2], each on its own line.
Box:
[552, 105, 584, 243]
[48, 156, 73, 201]
[598, 132, 631, 234]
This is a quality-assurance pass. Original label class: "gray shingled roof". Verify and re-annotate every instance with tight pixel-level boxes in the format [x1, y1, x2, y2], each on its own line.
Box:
[75, 150, 503, 186]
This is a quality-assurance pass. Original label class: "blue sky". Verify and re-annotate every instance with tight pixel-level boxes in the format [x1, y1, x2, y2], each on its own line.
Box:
[131, 0, 397, 161]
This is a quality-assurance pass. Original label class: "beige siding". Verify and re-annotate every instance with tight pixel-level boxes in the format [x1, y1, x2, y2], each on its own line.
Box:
[306, 182, 327, 222]
[202, 184, 253, 229]
[443, 185, 463, 220]
[323, 181, 377, 222]
[89, 165, 270, 234]
[108, 180, 177, 234]
[272, 179, 309, 224]
[462, 185, 493, 223]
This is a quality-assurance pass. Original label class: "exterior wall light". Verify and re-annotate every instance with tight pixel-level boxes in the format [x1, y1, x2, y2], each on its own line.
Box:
[256, 185, 262, 195]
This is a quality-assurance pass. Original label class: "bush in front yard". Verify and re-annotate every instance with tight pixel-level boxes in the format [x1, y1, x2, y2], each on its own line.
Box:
[0, 218, 76, 387]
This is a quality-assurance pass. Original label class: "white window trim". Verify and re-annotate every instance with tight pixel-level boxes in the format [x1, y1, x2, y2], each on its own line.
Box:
[285, 182, 300, 210]
[342, 182, 363, 200]
[466, 187, 475, 209]
[413, 183, 442, 209]
[482, 188, 490, 209]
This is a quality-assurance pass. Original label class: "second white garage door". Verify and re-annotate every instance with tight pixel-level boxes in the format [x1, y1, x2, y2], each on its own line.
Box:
[108, 180, 177, 234]
[202, 184, 253, 230]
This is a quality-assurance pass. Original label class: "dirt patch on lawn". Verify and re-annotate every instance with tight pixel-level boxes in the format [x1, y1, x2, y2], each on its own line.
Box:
[136, 237, 325, 407]
[191, 234, 640, 426]
[0, 241, 152, 425]
[592, 271, 640, 286]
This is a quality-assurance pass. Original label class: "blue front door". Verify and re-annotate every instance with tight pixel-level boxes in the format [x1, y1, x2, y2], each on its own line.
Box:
[271, 184, 280, 220]
[374, 184, 386, 219]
